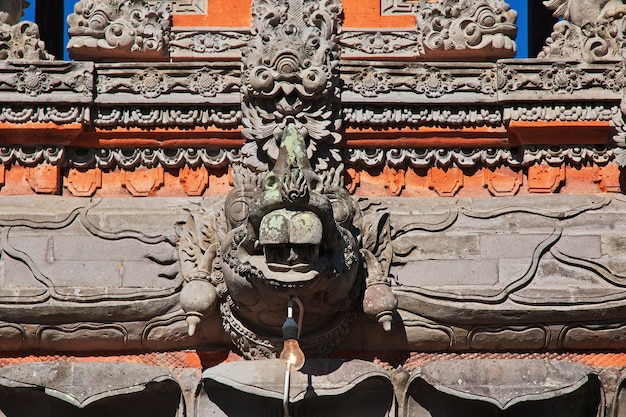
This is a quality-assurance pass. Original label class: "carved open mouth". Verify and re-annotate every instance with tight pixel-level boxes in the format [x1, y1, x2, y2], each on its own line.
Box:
[249, 255, 321, 288]
[264, 244, 319, 271]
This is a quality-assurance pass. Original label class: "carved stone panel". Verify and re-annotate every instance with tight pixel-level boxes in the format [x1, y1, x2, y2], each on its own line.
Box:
[0, 196, 210, 352]
[378, 0, 518, 61]
[67, 0, 172, 61]
[197, 359, 394, 417]
[540, 0, 626, 61]
[405, 359, 600, 417]
[0, 0, 53, 60]
[0, 362, 182, 417]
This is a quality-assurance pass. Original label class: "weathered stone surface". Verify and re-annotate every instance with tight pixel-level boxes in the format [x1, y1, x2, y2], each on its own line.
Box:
[0, 0, 53, 60]
[0, 362, 181, 416]
[0, 193, 624, 352]
[405, 359, 600, 416]
[396, 260, 498, 286]
[198, 359, 394, 417]
[67, 0, 172, 61]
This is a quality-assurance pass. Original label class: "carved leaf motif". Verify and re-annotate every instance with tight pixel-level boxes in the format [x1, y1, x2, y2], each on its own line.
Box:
[178, 209, 218, 280]
[543, 0, 570, 19]
[360, 210, 392, 278]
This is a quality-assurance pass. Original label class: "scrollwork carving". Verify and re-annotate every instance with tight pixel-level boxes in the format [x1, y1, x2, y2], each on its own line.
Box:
[540, 0, 626, 61]
[67, 0, 172, 60]
[381, 0, 517, 60]
[170, 29, 249, 57]
[0, 0, 53, 60]
[240, 0, 343, 174]
[339, 31, 423, 58]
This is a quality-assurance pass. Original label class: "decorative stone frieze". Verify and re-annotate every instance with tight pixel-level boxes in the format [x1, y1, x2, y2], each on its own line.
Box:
[0, 106, 89, 123]
[170, 28, 250, 60]
[339, 31, 423, 60]
[342, 63, 498, 103]
[0, 146, 233, 169]
[67, 0, 172, 61]
[345, 146, 615, 170]
[94, 63, 240, 103]
[343, 105, 504, 127]
[0, 61, 94, 105]
[92, 106, 241, 128]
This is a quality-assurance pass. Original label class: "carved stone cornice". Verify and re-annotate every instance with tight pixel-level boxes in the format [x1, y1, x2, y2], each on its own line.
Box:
[343, 105, 504, 127]
[0, 146, 233, 169]
[92, 106, 241, 128]
[67, 0, 172, 61]
[64, 147, 232, 169]
[345, 146, 615, 170]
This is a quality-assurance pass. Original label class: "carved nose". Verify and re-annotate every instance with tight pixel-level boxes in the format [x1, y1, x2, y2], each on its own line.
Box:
[287, 248, 299, 265]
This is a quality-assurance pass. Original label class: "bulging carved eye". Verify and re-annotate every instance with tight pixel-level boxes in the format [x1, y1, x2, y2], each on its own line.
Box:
[301, 67, 327, 94]
[248, 67, 275, 92]
[229, 198, 249, 223]
[263, 173, 278, 190]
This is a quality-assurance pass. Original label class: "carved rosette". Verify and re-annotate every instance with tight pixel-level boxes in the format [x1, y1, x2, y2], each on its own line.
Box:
[240, 0, 343, 176]
[67, 0, 171, 60]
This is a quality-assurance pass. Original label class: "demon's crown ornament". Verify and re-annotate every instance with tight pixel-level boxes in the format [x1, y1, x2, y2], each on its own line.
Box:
[240, 0, 343, 174]
[178, 125, 397, 358]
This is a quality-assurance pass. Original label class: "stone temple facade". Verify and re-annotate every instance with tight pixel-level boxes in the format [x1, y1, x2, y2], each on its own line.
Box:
[0, 0, 626, 415]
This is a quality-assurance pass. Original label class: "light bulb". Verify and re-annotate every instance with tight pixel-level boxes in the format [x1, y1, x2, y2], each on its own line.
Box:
[280, 339, 305, 371]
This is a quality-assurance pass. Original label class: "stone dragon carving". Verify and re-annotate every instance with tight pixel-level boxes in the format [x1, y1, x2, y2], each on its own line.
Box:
[0, 0, 52, 60]
[539, 0, 626, 61]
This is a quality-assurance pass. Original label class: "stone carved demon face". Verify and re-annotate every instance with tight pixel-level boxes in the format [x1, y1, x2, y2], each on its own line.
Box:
[220, 125, 359, 341]
[179, 125, 396, 359]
